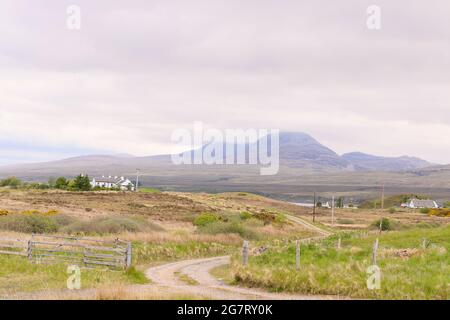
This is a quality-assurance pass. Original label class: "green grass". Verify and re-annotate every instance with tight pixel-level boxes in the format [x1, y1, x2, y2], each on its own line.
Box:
[0, 255, 147, 295]
[138, 188, 161, 193]
[228, 225, 450, 299]
[174, 272, 199, 285]
[132, 241, 236, 265]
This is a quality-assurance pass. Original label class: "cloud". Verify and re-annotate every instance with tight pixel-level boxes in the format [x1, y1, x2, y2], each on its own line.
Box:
[0, 0, 449, 164]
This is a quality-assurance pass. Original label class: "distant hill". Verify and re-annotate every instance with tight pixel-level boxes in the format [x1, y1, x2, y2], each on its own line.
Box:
[278, 132, 351, 169]
[342, 152, 433, 171]
[0, 132, 441, 193]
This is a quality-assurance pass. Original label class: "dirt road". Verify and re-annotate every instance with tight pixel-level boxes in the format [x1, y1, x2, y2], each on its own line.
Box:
[145, 255, 340, 300]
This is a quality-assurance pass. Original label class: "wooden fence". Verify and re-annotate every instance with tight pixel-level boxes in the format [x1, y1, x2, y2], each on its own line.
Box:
[0, 234, 132, 270]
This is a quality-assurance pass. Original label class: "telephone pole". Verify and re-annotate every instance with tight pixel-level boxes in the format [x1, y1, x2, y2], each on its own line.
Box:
[381, 184, 385, 210]
[313, 192, 316, 223]
[135, 169, 140, 192]
[331, 195, 335, 226]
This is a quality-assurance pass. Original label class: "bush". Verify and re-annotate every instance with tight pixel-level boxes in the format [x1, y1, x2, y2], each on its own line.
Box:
[371, 218, 391, 231]
[197, 221, 258, 239]
[55, 177, 69, 189]
[0, 214, 58, 233]
[427, 208, 450, 217]
[420, 208, 430, 214]
[193, 213, 219, 227]
[0, 177, 22, 188]
[63, 216, 163, 235]
[388, 207, 396, 214]
[239, 211, 252, 220]
[0, 209, 9, 216]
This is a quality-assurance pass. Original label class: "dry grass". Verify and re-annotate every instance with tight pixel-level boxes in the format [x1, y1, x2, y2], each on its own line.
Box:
[94, 285, 206, 300]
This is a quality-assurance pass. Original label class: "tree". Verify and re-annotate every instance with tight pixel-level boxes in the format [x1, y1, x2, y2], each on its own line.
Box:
[336, 197, 344, 208]
[444, 201, 450, 208]
[72, 174, 91, 191]
[55, 177, 69, 189]
[0, 176, 22, 188]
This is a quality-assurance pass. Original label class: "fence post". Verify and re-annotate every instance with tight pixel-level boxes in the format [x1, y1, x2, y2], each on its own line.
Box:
[372, 238, 379, 266]
[27, 240, 33, 261]
[296, 240, 300, 270]
[126, 242, 132, 270]
[337, 237, 341, 250]
[242, 241, 249, 266]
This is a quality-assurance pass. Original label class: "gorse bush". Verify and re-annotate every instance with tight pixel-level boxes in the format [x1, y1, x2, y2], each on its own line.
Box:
[239, 211, 252, 220]
[427, 208, 450, 217]
[371, 218, 392, 231]
[197, 221, 258, 240]
[193, 212, 219, 227]
[0, 214, 59, 233]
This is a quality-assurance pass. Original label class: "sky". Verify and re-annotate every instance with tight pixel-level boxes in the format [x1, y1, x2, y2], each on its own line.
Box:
[1, 0, 450, 165]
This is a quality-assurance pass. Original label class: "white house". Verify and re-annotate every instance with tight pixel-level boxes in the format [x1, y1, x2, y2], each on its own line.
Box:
[91, 176, 135, 191]
[405, 199, 439, 209]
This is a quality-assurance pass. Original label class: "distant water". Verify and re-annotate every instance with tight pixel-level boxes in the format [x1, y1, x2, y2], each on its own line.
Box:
[291, 202, 314, 208]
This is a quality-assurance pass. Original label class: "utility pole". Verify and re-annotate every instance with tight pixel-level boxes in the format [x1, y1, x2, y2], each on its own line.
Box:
[331, 195, 335, 226]
[135, 169, 140, 192]
[381, 184, 385, 210]
[313, 192, 316, 223]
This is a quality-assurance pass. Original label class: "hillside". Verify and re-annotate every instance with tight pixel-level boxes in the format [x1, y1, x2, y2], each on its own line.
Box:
[0, 132, 446, 202]
[342, 152, 433, 171]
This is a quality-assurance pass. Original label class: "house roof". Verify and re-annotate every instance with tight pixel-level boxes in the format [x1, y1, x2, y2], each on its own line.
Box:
[409, 199, 437, 207]
[93, 177, 123, 183]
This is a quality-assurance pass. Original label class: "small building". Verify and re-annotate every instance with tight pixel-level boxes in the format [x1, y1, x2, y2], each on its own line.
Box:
[321, 201, 331, 209]
[405, 199, 439, 209]
[91, 176, 135, 191]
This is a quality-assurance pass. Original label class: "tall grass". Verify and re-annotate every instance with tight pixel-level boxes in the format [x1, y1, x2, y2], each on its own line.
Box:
[0, 255, 145, 295]
[230, 225, 450, 299]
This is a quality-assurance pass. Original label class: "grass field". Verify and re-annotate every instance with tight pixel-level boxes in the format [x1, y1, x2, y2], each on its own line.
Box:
[226, 225, 450, 299]
[0, 188, 448, 299]
[0, 255, 147, 296]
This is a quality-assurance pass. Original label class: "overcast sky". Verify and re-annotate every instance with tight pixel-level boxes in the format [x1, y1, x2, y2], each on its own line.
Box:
[1, 0, 449, 165]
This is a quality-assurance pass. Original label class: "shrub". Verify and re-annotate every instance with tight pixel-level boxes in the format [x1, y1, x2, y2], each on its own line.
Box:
[239, 211, 252, 220]
[274, 213, 287, 225]
[388, 207, 396, 214]
[0, 214, 58, 233]
[0, 209, 9, 216]
[427, 208, 450, 217]
[71, 174, 91, 191]
[193, 213, 219, 227]
[63, 216, 163, 235]
[420, 208, 430, 214]
[197, 221, 258, 239]
[371, 218, 391, 231]
[0, 176, 22, 188]
[55, 177, 69, 189]
[253, 211, 277, 225]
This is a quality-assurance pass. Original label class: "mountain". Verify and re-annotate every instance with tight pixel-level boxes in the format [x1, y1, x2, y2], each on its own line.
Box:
[342, 152, 433, 171]
[278, 132, 350, 169]
[0, 132, 436, 180]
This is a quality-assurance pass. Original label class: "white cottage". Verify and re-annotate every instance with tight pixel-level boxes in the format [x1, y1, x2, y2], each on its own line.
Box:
[406, 199, 439, 209]
[91, 176, 135, 191]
